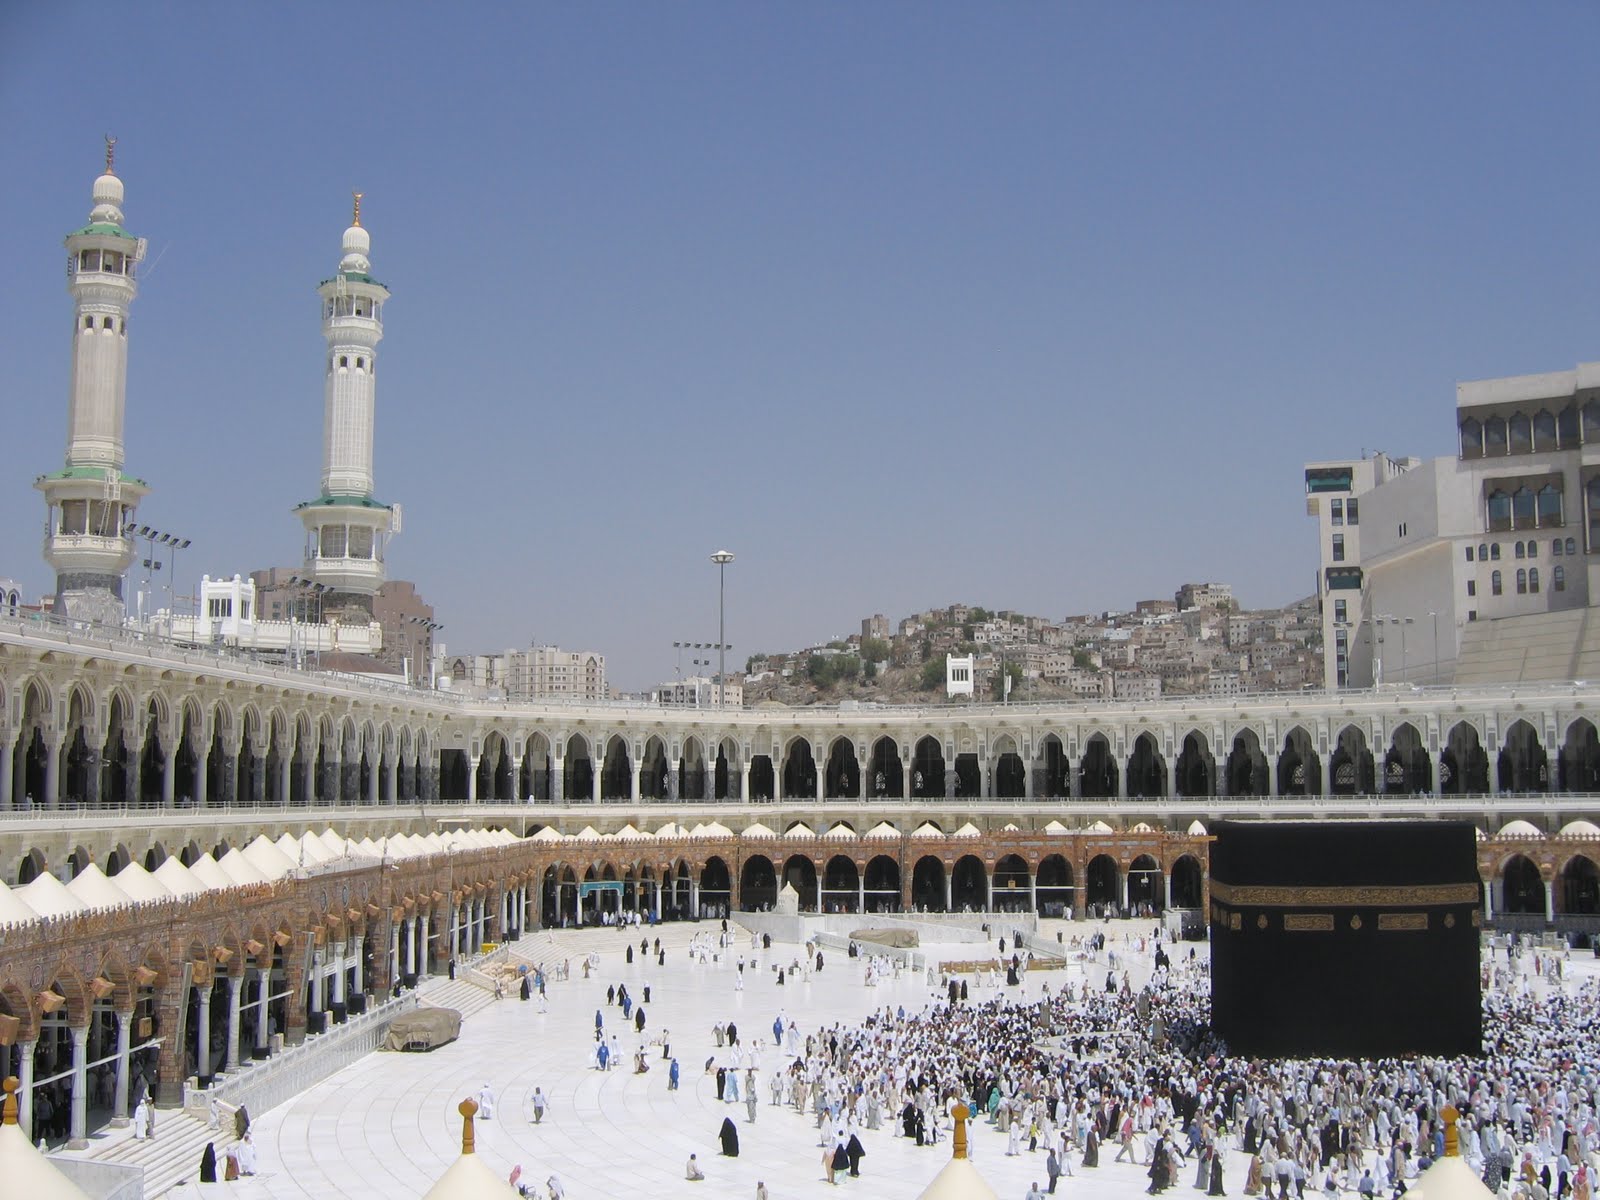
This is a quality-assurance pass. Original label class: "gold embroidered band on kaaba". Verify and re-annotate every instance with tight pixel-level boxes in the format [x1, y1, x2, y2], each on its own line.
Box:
[1208, 881, 1479, 907]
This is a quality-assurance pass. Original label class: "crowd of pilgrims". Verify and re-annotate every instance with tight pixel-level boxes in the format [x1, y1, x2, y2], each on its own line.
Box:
[715, 929, 1600, 1198]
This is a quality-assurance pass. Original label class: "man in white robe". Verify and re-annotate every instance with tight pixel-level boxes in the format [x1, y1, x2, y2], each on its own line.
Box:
[478, 1083, 496, 1119]
[132, 1095, 150, 1140]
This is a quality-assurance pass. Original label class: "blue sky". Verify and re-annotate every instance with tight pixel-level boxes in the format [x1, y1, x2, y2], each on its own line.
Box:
[4, 4, 1598, 688]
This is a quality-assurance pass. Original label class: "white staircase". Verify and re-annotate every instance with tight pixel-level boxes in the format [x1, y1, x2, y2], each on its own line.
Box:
[415, 975, 500, 1020]
[83, 1108, 237, 1199]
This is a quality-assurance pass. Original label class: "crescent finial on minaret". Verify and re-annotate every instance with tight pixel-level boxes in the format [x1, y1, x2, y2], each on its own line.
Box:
[104, 134, 117, 175]
[352, 190, 363, 227]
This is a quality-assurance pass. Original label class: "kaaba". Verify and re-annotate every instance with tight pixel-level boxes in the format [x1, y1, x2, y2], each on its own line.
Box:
[1208, 820, 1481, 1058]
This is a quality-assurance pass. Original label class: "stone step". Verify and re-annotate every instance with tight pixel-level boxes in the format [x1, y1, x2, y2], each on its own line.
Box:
[415, 977, 500, 1020]
[82, 1107, 238, 1199]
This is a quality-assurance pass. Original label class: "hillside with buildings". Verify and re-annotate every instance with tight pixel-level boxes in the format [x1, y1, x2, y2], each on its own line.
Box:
[741, 583, 1323, 707]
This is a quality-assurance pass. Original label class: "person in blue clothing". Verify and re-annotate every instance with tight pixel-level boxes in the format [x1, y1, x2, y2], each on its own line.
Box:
[669, 1058, 680, 1090]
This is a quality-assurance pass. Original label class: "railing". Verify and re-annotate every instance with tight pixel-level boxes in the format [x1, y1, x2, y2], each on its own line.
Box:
[2, 794, 1598, 836]
[185, 991, 418, 1118]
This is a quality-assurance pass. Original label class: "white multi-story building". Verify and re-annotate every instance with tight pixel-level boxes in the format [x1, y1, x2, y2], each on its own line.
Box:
[1310, 361, 1600, 690]
[654, 675, 743, 708]
[35, 142, 149, 623]
[509, 647, 608, 702]
[1305, 452, 1420, 687]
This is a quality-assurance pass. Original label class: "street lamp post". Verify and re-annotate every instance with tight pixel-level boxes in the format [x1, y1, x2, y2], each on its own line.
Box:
[710, 551, 735, 707]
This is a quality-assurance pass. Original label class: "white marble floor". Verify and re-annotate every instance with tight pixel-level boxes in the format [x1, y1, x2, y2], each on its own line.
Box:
[167, 921, 1594, 1200]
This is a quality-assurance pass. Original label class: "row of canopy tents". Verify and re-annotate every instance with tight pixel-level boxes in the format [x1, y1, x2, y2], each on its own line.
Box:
[527, 817, 1192, 842]
[0, 826, 521, 931]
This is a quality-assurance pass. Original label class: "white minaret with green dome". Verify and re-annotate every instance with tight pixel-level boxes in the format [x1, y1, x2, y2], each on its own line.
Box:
[35, 138, 149, 623]
[295, 193, 398, 620]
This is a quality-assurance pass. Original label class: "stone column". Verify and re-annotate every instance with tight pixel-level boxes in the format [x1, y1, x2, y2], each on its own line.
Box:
[1164, 871, 1173, 911]
[196, 982, 214, 1076]
[385, 755, 398, 804]
[255, 968, 272, 1053]
[1115, 753, 1127, 800]
[278, 755, 292, 805]
[45, 735, 61, 808]
[944, 761, 956, 800]
[653, 882, 662, 921]
[631, 762, 642, 802]
[575, 887, 584, 925]
[814, 747, 824, 802]
[0, 730, 15, 810]
[511, 754, 524, 801]
[1165, 759, 1177, 800]
[1028, 872, 1037, 913]
[69, 1023, 90, 1148]
[367, 757, 380, 806]
[1119, 871, 1129, 917]
[1024, 756, 1035, 801]
[943, 872, 952, 911]
[1483, 879, 1495, 923]
[467, 755, 479, 802]
[397, 918, 410, 980]
[857, 875, 865, 913]
[740, 761, 751, 803]
[1545, 879, 1555, 924]
[351, 937, 364, 995]
[18, 1039, 34, 1139]
[112, 1008, 133, 1125]
[419, 913, 431, 975]
[1320, 756, 1333, 796]
[901, 752, 913, 802]
[813, 874, 821, 914]
[329, 943, 346, 1013]
[225, 975, 243, 1071]
[984, 869, 993, 912]
[552, 759, 565, 801]
[193, 737, 209, 808]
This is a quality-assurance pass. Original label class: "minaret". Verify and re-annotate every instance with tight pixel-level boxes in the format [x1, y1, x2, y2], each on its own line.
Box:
[35, 138, 149, 623]
[295, 193, 398, 619]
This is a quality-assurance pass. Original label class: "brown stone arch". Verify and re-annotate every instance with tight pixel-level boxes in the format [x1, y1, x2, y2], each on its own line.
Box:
[95, 950, 135, 1010]
[0, 977, 39, 1045]
[44, 962, 91, 1028]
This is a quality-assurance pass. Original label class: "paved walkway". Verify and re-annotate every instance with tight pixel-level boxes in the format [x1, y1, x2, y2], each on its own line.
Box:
[159, 917, 1569, 1200]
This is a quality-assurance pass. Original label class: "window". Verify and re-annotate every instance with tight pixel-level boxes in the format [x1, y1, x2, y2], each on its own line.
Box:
[1560, 405, 1580, 447]
[338, 356, 348, 368]
[1513, 486, 1536, 530]
[1488, 491, 1511, 532]
[1554, 538, 1564, 556]
[1334, 599, 1347, 623]
[1331, 534, 1345, 563]
[1330, 499, 1343, 526]
[1479, 543, 1489, 560]
[1568, 537, 1578, 555]
[1516, 569, 1527, 595]
[1538, 484, 1563, 527]
[1530, 568, 1540, 594]
[1398, 522, 1408, 538]
[1555, 565, 1566, 592]
[1510, 412, 1532, 453]
[1469, 610, 1478, 621]
[1466, 546, 1475, 562]
[1485, 416, 1508, 455]
[355, 357, 364, 369]
[1527, 540, 1537, 557]
[1587, 400, 1600, 443]
[101, 316, 113, 329]
[1461, 418, 1484, 459]
[1492, 570, 1503, 596]
[1467, 579, 1476, 597]
[1535, 410, 1556, 450]
[1515, 541, 1525, 559]
[1346, 498, 1359, 525]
